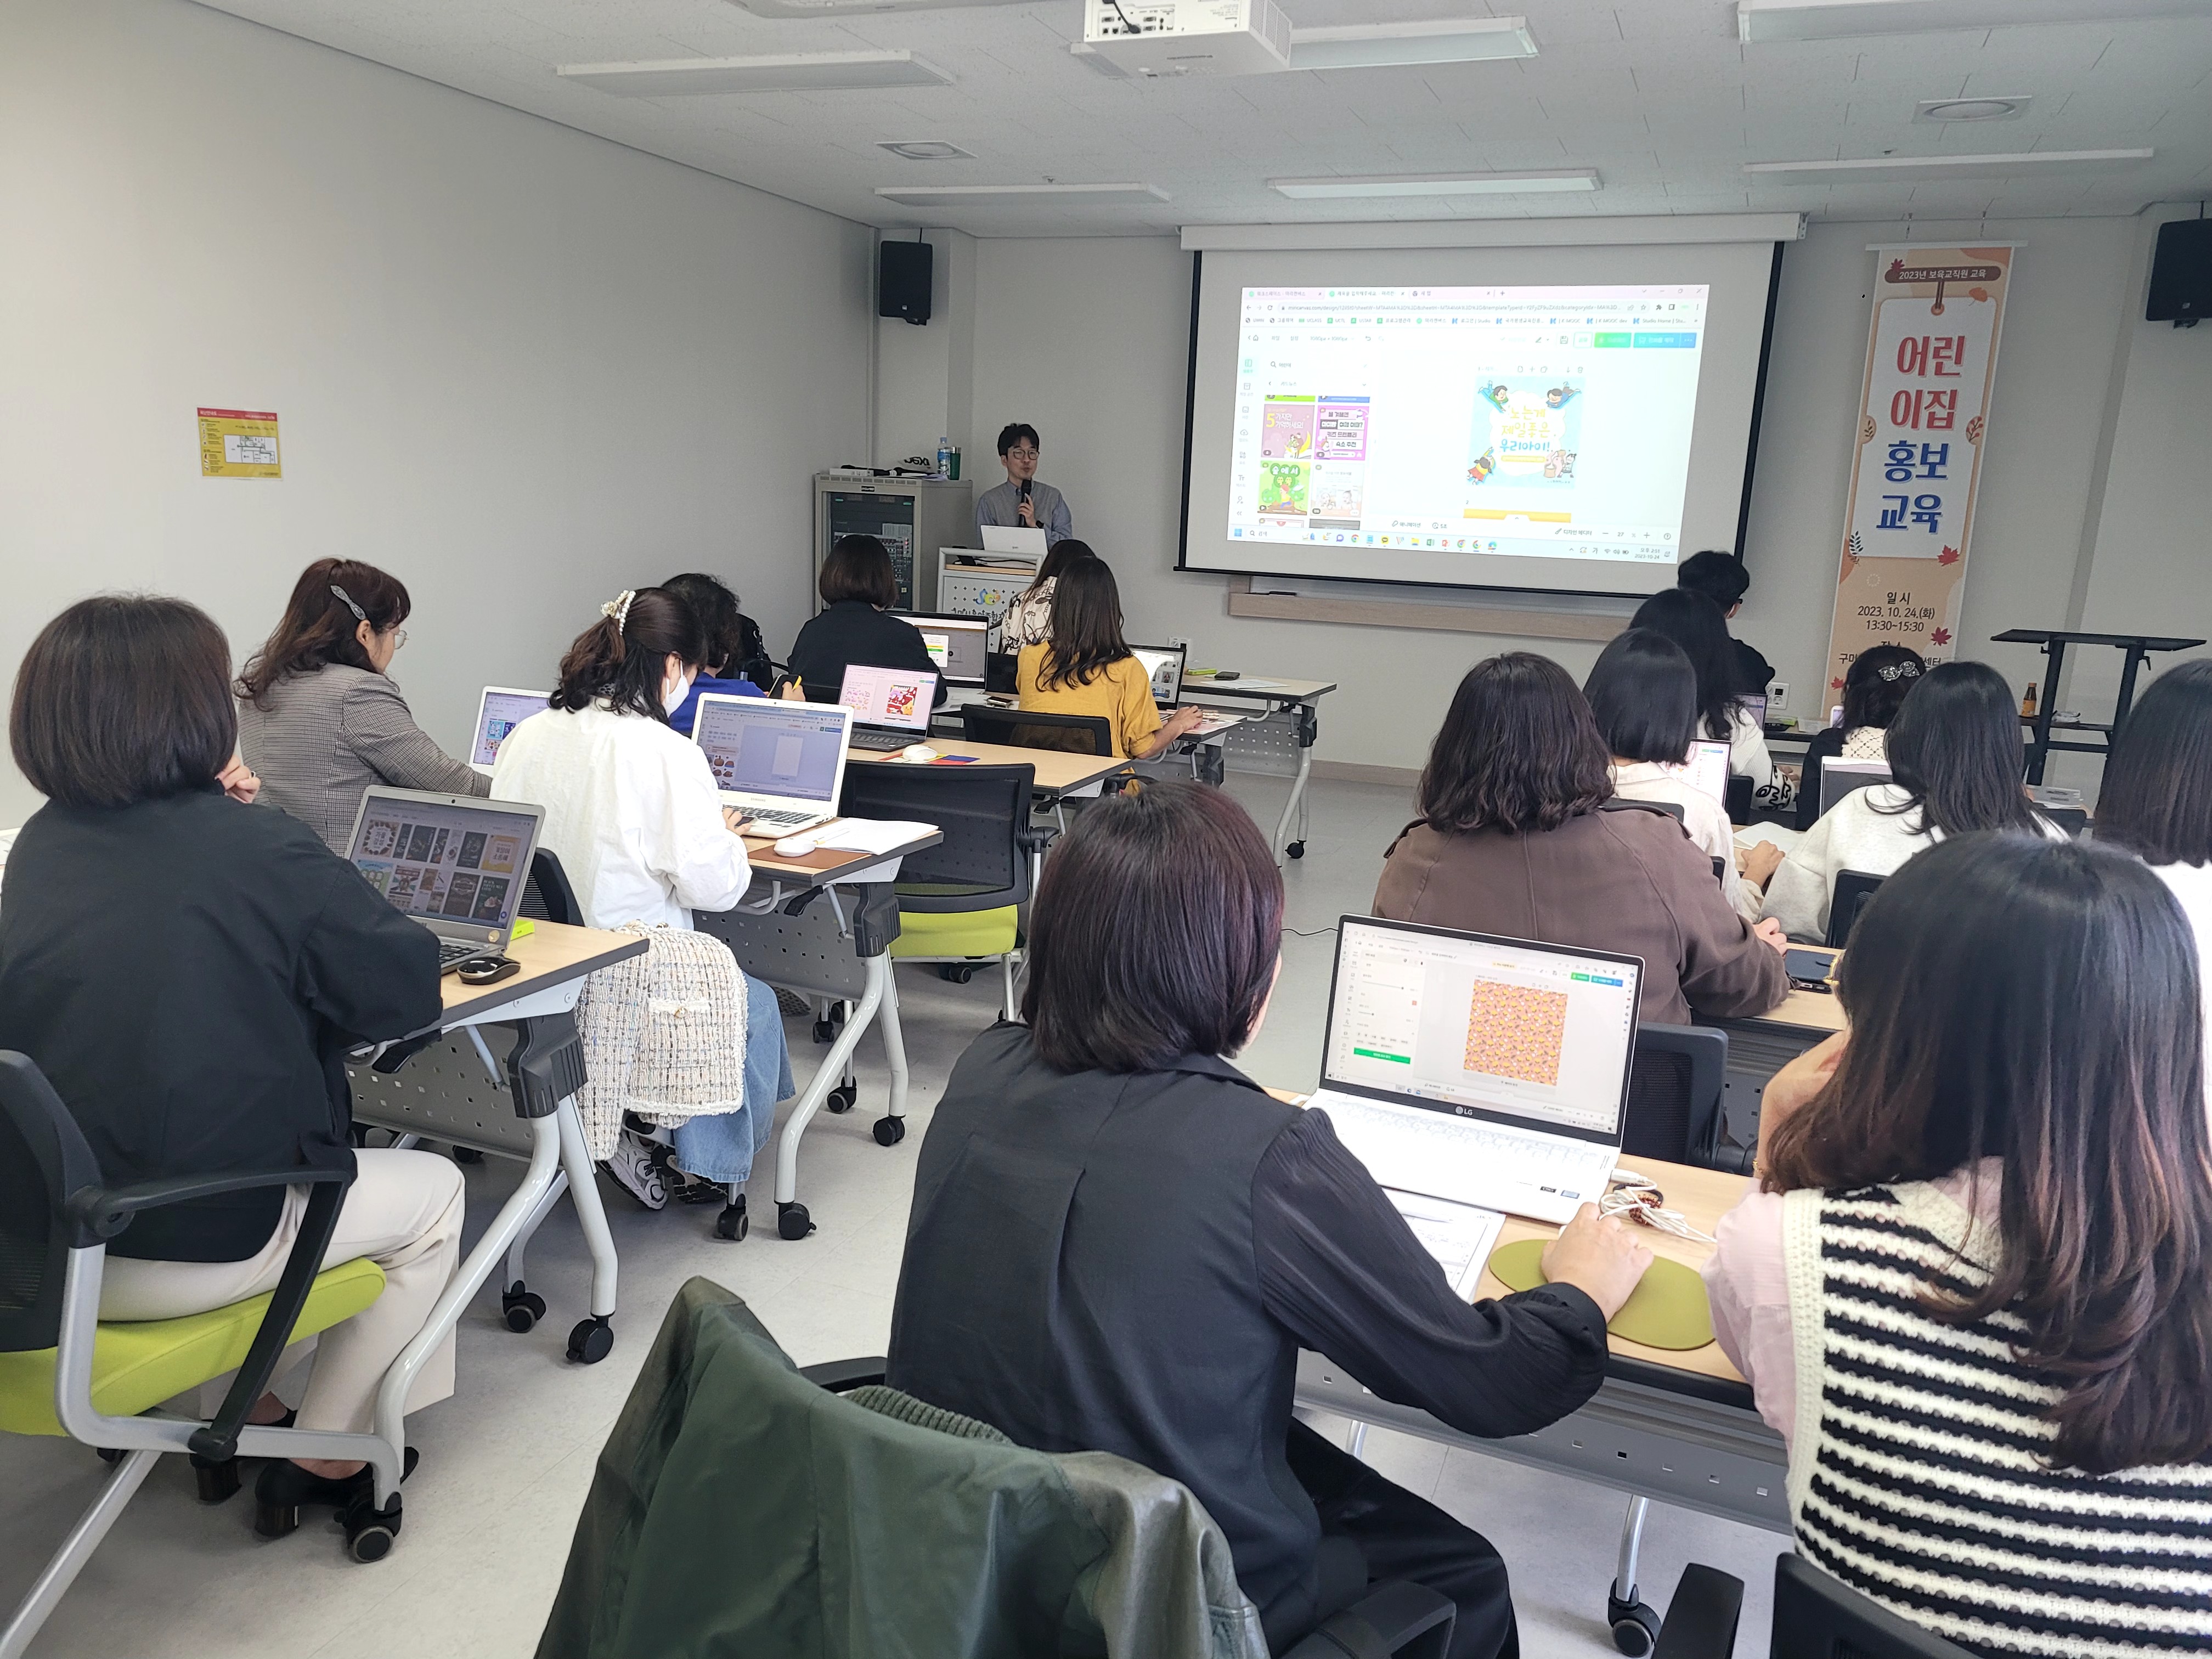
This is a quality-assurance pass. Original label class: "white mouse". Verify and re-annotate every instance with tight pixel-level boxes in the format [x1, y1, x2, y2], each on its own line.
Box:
[772, 833, 824, 857]
[900, 743, 940, 763]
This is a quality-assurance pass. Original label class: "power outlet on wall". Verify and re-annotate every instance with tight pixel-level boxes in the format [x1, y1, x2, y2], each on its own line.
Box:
[1768, 681, 1789, 712]
[1168, 635, 1190, 650]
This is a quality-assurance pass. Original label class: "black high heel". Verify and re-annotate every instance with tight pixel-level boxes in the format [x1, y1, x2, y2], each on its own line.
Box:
[253, 1445, 417, 1539]
[191, 1408, 297, 1504]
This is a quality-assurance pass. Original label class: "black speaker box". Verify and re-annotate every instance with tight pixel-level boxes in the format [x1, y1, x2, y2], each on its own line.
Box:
[2146, 217, 2210, 326]
[879, 239, 933, 326]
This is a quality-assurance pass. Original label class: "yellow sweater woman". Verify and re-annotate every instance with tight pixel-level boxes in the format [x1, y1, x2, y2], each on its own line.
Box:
[1016, 558, 1201, 760]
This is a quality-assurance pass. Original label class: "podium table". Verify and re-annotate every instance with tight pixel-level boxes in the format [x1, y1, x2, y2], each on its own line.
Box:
[1990, 628, 2204, 783]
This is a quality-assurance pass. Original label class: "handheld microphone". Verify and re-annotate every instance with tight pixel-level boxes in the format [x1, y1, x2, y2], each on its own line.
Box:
[1018, 478, 1033, 502]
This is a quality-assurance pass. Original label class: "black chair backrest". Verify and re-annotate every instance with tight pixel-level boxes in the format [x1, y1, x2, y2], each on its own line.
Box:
[960, 704, 1114, 759]
[839, 763, 1036, 911]
[1724, 774, 1754, 827]
[1770, 1555, 1974, 1659]
[2043, 805, 2090, 838]
[522, 847, 581, 927]
[1819, 760, 1893, 819]
[1826, 868, 1885, 949]
[1620, 1023, 1729, 1167]
[0, 1051, 100, 1354]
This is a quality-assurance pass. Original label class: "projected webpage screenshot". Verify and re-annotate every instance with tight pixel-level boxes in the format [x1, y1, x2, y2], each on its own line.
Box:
[1227, 285, 1708, 570]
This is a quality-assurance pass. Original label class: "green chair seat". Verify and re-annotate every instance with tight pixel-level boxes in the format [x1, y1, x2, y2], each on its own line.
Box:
[887, 906, 1019, 961]
[0, 1257, 386, 1437]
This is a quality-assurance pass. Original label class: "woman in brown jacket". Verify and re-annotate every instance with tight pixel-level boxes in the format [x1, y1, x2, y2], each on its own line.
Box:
[1374, 652, 1790, 1026]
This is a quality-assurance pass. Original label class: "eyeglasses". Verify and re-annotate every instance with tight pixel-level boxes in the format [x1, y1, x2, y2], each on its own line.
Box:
[386, 628, 409, 652]
[1005, 446, 1040, 460]
[331, 585, 403, 651]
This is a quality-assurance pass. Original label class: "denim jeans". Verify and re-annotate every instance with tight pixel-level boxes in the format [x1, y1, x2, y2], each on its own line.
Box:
[670, 972, 793, 1184]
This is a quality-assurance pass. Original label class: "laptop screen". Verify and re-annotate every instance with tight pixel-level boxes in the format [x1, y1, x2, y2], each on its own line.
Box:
[695, 697, 848, 803]
[1130, 645, 1185, 706]
[1322, 917, 1640, 1138]
[903, 614, 989, 685]
[839, 663, 937, 732]
[349, 795, 536, 933]
[1661, 738, 1731, 810]
[473, 689, 548, 768]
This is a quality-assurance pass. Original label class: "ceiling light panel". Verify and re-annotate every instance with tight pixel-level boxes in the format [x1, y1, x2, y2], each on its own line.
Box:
[1269, 170, 1599, 199]
[1745, 147, 2154, 182]
[1913, 95, 2030, 122]
[877, 140, 977, 160]
[1286, 18, 1539, 71]
[557, 52, 952, 95]
[726, 0, 1030, 15]
[873, 183, 1169, 204]
[1737, 0, 2212, 44]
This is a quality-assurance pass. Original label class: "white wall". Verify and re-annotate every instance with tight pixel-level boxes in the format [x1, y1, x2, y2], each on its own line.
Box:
[0, 0, 874, 822]
[926, 216, 2198, 781]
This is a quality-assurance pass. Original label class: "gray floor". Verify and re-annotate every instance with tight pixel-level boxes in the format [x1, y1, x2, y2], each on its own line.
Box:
[0, 774, 1782, 1658]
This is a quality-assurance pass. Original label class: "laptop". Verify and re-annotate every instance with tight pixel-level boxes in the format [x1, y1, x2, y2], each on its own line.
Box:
[692, 693, 851, 833]
[1819, 758, 1893, 817]
[344, 787, 545, 974]
[470, 686, 550, 776]
[981, 524, 1048, 557]
[1306, 916, 1643, 1224]
[1130, 644, 1187, 706]
[1662, 738, 1731, 810]
[839, 662, 940, 752]
[899, 613, 990, 687]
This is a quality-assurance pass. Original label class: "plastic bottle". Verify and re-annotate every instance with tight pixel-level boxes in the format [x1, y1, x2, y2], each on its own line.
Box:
[935, 436, 952, 478]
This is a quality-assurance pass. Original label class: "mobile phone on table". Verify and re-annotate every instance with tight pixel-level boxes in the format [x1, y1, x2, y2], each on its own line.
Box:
[1784, 947, 1836, 992]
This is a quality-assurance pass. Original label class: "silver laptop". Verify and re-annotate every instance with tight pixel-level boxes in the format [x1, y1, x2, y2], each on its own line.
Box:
[692, 693, 851, 834]
[899, 612, 990, 687]
[1308, 916, 1642, 1224]
[839, 663, 940, 752]
[1131, 644, 1187, 706]
[981, 524, 1048, 557]
[1819, 757, 1893, 817]
[345, 787, 545, 974]
[469, 686, 550, 777]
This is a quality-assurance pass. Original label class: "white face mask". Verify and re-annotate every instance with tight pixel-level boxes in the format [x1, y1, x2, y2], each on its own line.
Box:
[664, 672, 694, 715]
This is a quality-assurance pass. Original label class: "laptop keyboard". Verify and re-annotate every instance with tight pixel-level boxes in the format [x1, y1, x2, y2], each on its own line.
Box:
[743, 806, 819, 830]
[850, 729, 914, 751]
[1312, 1094, 1610, 1208]
[438, 939, 491, 968]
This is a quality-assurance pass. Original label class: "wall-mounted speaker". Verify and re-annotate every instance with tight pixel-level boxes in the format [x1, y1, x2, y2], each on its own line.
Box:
[2146, 217, 2210, 328]
[879, 239, 933, 326]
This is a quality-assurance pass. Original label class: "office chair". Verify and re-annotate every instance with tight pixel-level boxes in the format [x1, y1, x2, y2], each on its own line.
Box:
[521, 846, 580, 927]
[1725, 775, 1754, 827]
[1650, 1555, 1974, 1659]
[0, 1052, 411, 1657]
[1825, 869, 1884, 949]
[959, 703, 1116, 759]
[840, 762, 1051, 1025]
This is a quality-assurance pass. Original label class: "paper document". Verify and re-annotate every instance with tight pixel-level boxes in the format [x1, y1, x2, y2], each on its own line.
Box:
[814, 819, 938, 855]
[1186, 710, 1247, 737]
[1191, 674, 1286, 692]
[1384, 1189, 1506, 1302]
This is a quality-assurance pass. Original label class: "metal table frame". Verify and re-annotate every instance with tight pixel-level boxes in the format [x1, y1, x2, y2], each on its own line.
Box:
[1185, 682, 1334, 861]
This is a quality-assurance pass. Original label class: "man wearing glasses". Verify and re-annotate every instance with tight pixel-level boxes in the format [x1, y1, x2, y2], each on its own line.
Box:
[974, 422, 1073, 547]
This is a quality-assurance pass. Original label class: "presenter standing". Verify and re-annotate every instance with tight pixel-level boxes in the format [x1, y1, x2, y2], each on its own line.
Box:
[974, 422, 1073, 547]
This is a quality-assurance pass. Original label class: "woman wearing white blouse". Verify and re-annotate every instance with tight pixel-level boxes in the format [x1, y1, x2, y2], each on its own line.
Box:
[494, 588, 792, 1217]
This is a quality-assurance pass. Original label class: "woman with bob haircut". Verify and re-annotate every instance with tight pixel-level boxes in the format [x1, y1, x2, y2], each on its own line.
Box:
[1761, 660, 2058, 941]
[1584, 628, 1783, 922]
[1706, 833, 2212, 1654]
[783, 534, 945, 707]
[1792, 644, 1922, 831]
[1374, 652, 1787, 1026]
[1629, 586, 1772, 791]
[237, 557, 487, 851]
[1015, 556, 1201, 758]
[492, 588, 791, 1221]
[0, 594, 465, 1538]
[887, 780, 1654, 1659]
[659, 570, 770, 735]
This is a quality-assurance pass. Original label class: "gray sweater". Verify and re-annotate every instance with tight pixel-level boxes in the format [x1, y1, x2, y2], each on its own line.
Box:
[236, 664, 486, 851]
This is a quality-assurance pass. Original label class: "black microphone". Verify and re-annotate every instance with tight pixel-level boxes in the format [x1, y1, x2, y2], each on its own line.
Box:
[1018, 478, 1033, 503]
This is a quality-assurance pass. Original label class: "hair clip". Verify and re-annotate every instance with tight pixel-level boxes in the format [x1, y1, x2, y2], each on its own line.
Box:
[330, 584, 368, 623]
[601, 590, 635, 632]
[1874, 661, 1922, 682]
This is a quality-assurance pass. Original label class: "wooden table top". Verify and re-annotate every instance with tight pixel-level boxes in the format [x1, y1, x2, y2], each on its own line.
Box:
[439, 919, 647, 1023]
[1745, 946, 1846, 1035]
[740, 822, 945, 882]
[850, 737, 1128, 795]
[1181, 674, 1338, 702]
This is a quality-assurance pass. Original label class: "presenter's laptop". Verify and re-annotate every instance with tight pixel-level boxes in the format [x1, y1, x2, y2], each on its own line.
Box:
[900, 613, 990, 686]
[1307, 916, 1641, 1224]
[839, 663, 940, 752]
[1131, 644, 1187, 706]
[981, 524, 1048, 557]
[344, 787, 544, 974]
[692, 694, 850, 833]
[470, 686, 550, 777]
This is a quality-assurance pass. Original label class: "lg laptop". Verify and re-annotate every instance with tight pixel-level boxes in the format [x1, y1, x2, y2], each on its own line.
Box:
[1663, 738, 1731, 811]
[981, 524, 1048, 558]
[345, 787, 545, 974]
[899, 613, 990, 687]
[839, 662, 940, 752]
[1130, 644, 1187, 707]
[1307, 916, 1643, 1225]
[470, 686, 549, 777]
[692, 693, 851, 834]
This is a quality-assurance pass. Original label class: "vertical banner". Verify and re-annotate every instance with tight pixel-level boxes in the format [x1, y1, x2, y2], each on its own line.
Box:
[1822, 247, 2012, 703]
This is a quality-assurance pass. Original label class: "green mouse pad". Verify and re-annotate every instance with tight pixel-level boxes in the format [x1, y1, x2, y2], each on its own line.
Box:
[1488, 1239, 1715, 1351]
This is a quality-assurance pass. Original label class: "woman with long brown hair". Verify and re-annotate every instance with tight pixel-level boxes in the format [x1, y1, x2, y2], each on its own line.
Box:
[1015, 556, 1200, 758]
[236, 558, 485, 849]
[1706, 831, 2212, 1654]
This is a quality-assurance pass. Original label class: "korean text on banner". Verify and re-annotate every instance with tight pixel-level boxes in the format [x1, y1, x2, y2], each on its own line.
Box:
[1822, 249, 2012, 695]
[198, 408, 281, 479]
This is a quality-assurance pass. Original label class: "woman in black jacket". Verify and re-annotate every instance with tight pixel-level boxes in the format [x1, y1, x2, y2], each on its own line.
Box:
[785, 534, 948, 707]
[885, 780, 1652, 1659]
[0, 595, 462, 1543]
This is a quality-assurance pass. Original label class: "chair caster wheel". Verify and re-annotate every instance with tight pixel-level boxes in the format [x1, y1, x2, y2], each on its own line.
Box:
[95, 1446, 126, 1465]
[451, 1145, 483, 1165]
[938, 963, 976, 984]
[191, 1455, 241, 1504]
[343, 1494, 402, 1563]
[812, 1018, 836, 1044]
[873, 1116, 907, 1147]
[501, 1283, 546, 1333]
[777, 1201, 815, 1241]
[1608, 1595, 1661, 1656]
[825, 1082, 856, 1114]
[1285, 840, 1306, 860]
[566, 1315, 614, 1364]
[714, 1199, 749, 1241]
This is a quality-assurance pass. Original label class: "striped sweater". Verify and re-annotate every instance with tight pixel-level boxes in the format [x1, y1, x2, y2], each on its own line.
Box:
[1782, 1182, 2212, 1658]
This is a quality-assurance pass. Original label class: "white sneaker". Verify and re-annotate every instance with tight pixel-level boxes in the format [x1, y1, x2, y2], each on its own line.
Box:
[603, 1132, 668, 1211]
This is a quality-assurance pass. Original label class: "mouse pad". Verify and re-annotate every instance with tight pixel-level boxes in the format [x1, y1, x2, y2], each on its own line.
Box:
[1488, 1239, 1714, 1351]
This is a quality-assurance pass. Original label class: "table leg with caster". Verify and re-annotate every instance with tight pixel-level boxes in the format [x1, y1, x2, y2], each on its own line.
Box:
[1606, 1496, 1661, 1656]
[554, 1099, 618, 1328]
[772, 951, 890, 1240]
[1272, 702, 1319, 862]
[872, 963, 908, 1148]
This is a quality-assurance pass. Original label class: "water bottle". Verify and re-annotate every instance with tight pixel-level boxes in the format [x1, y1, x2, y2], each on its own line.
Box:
[935, 436, 952, 478]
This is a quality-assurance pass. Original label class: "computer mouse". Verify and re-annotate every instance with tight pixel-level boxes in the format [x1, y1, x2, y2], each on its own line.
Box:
[900, 744, 940, 763]
[773, 833, 825, 857]
[456, 955, 521, 986]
